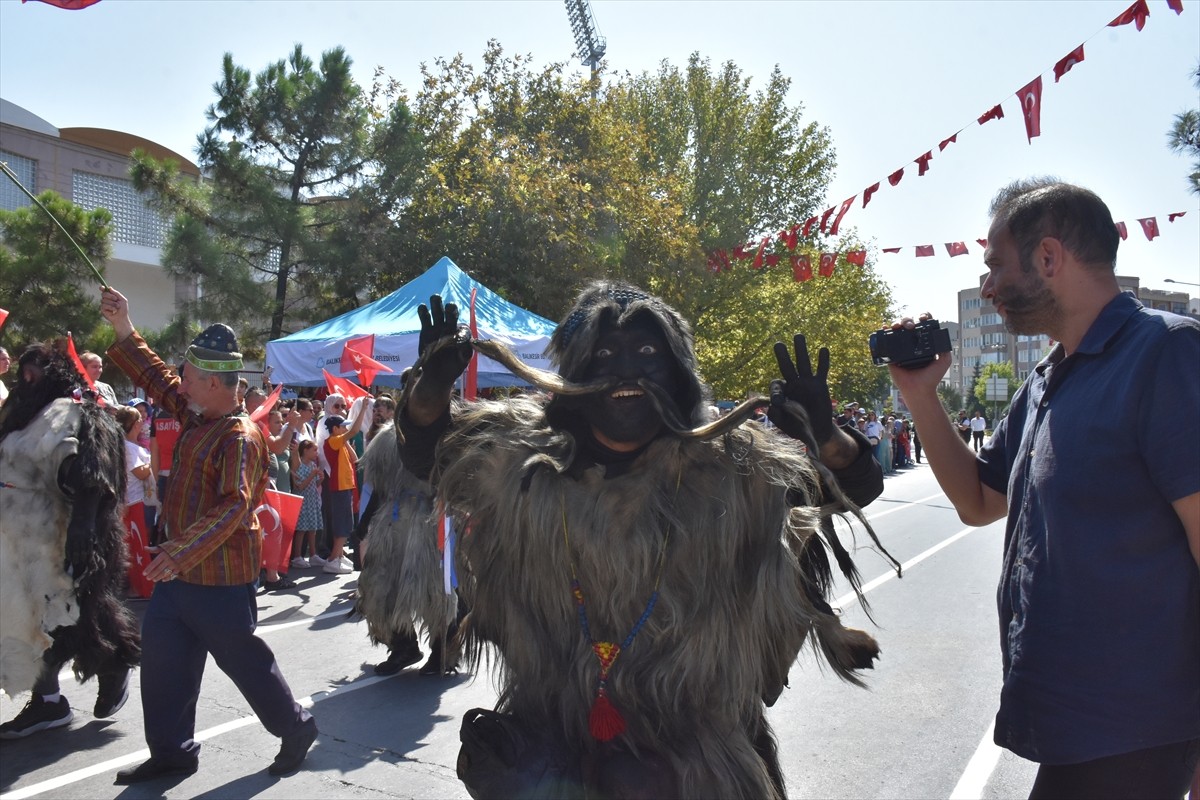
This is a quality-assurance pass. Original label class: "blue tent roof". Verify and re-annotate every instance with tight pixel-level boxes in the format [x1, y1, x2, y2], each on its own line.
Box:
[265, 257, 557, 388]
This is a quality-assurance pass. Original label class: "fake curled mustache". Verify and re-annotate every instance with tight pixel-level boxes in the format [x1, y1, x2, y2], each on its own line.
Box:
[407, 334, 770, 442]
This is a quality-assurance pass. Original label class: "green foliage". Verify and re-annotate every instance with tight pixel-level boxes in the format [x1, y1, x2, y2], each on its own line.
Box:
[936, 382, 964, 416]
[973, 361, 1018, 411]
[1167, 64, 1200, 196]
[0, 192, 111, 350]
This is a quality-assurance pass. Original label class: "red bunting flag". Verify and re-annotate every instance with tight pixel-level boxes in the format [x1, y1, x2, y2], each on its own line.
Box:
[978, 104, 1005, 125]
[915, 245, 935, 257]
[845, 250, 867, 267]
[915, 151, 933, 176]
[945, 242, 969, 257]
[752, 236, 769, 268]
[938, 134, 958, 152]
[323, 368, 372, 401]
[1018, 76, 1043, 144]
[464, 287, 479, 401]
[732, 244, 750, 261]
[888, 168, 904, 187]
[782, 225, 799, 251]
[791, 254, 813, 282]
[829, 195, 856, 236]
[1115, 222, 1129, 240]
[802, 217, 819, 237]
[0, 307, 8, 331]
[819, 207, 835, 234]
[1167, 0, 1183, 13]
[863, 182, 881, 208]
[22, 0, 102, 8]
[1168, 212, 1187, 222]
[1054, 44, 1085, 82]
[976, 239, 989, 248]
[883, 247, 901, 254]
[764, 254, 780, 268]
[1108, 0, 1149, 30]
[818, 252, 837, 277]
[1137, 217, 1160, 240]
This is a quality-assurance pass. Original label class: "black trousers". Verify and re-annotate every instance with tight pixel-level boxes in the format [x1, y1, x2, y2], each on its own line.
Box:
[1028, 738, 1200, 800]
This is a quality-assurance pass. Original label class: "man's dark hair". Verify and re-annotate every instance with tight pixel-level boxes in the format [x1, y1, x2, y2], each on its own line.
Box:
[374, 394, 396, 411]
[294, 397, 312, 412]
[989, 178, 1119, 272]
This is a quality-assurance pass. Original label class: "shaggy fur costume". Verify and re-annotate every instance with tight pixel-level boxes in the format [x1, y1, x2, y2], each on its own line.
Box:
[422, 282, 884, 800]
[0, 347, 140, 695]
[355, 423, 456, 650]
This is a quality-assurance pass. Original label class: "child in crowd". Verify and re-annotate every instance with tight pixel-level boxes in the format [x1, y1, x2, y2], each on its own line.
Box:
[290, 440, 324, 568]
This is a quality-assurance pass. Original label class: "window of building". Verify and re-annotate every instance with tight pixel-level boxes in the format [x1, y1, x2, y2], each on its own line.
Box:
[0, 151, 36, 211]
[71, 170, 170, 249]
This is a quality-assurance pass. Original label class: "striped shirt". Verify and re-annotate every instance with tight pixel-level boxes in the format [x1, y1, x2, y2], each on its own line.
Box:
[108, 333, 266, 585]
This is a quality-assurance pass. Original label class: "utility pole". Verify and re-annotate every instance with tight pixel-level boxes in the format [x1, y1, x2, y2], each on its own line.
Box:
[564, 0, 606, 93]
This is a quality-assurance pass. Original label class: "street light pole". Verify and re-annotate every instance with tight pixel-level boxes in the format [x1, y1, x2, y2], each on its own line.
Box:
[1164, 278, 1200, 287]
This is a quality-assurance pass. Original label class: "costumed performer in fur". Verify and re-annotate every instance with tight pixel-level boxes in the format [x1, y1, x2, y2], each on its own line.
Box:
[398, 282, 897, 800]
[0, 343, 140, 739]
[354, 397, 463, 678]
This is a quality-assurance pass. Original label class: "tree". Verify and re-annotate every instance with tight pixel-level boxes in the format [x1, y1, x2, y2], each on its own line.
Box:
[1167, 63, 1200, 196]
[133, 45, 422, 345]
[0, 192, 111, 349]
[973, 361, 1018, 419]
[936, 382, 964, 417]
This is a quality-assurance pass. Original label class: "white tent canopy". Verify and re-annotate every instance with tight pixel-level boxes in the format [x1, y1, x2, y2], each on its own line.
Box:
[264, 257, 558, 388]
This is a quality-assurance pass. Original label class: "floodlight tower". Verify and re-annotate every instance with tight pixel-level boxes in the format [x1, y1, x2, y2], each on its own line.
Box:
[564, 0, 606, 87]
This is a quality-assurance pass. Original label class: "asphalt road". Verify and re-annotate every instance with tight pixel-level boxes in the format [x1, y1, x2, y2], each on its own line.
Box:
[0, 460, 1041, 800]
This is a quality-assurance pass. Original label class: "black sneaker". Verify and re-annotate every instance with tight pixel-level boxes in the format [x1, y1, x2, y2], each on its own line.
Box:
[94, 669, 131, 719]
[0, 695, 73, 739]
[268, 716, 318, 776]
[373, 647, 422, 676]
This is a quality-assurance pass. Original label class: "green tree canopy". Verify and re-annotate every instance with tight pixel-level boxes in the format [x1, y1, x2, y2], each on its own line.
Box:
[973, 361, 1018, 416]
[1167, 64, 1200, 196]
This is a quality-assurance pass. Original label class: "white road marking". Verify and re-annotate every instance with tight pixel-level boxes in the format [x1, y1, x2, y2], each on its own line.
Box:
[833, 524, 975, 609]
[949, 719, 1002, 800]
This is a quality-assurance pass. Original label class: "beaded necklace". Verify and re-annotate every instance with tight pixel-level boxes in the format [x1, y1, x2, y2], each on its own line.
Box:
[560, 474, 676, 742]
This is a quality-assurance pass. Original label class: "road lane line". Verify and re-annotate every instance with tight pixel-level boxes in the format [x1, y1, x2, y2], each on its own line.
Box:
[0, 676, 389, 800]
[949, 719, 1002, 800]
[864, 491, 947, 521]
[833, 525, 976, 609]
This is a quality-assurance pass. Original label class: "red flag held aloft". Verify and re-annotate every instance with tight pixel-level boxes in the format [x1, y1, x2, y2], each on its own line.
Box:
[845, 250, 867, 267]
[888, 168, 904, 187]
[340, 335, 393, 387]
[1137, 217, 1160, 241]
[829, 195, 856, 236]
[863, 182, 880, 208]
[249, 384, 284, 424]
[464, 287, 479, 400]
[322, 369, 372, 401]
[1054, 45, 1085, 82]
[915, 245, 935, 257]
[1018, 76, 1043, 144]
[945, 242, 969, 257]
[65, 332, 101, 404]
[791, 254, 813, 282]
[1115, 222, 1129, 240]
[1108, 0, 1150, 31]
[0, 308, 8, 331]
[977, 104, 1005, 125]
[818, 253, 836, 277]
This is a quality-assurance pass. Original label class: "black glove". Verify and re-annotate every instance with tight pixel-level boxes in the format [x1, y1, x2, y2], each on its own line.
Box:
[416, 294, 473, 387]
[767, 334, 835, 446]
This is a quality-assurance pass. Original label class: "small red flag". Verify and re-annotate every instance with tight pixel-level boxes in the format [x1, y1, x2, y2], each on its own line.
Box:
[1137, 217, 1160, 240]
[1053, 45, 1085, 82]
[256, 489, 303, 573]
[915, 245, 935, 257]
[863, 182, 881, 208]
[249, 383, 284, 424]
[819, 207, 835, 234]
[322, 368, 372, 401]
[888, 168, 904, 187]
[938, 134, 958, 152]
[1167, 0, 1183, 13]
[1108, 0, 1150, 30]
[1115, 222, 1128, 240]
[0, 307, 8, 331]
[65, 332, 101, 404]
[978, 104, 1005, 125]
[882, 247, 901, 254]
[1018, 76, 1043, 144]
[732, 244, 750, 261]
[764, 254, 780, 268]
[801, 216, 819, 237]
[829, 195, 856, 236]
[463, 287, 479, 401]
[752, 236, 769, 269]
[340, 334, 393, 387]
[22, 0, 102, 8]
[945, 242, 969, 257]
[783, 225, 799, 251]
[791, 254, 813, 282]
[1168, 212, 1187, 222]
[915, 151, 933, 176]
[976, 238, 989, 248]
[845, 250, 867, 267]
[818, 252, 837, 277]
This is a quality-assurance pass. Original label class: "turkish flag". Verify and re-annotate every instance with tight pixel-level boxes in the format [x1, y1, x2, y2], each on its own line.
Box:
[1115, 222, 1129, 240]
[938, 134, 958, 152]
[819, 207, 835, 234]
[915, 245, 935, 257]
[888, 168, 904, 187]
[782, 225, 799, 251]
[845, 250, 867, 267]
[829, 195, 856, 236]
[732, 244, 750, 261]
[322, 368, 372, 401]
[1108, 0, 1149, 31]
[1137, 217, 1160, 241]
[1018, 76, 1043, 144]
[863, 182, 881, 208]
[945, 242, 969, 257]
[818, 252, 837, 277]
[915, 151, 933, 176]
[1054, 45, 1085, 82]
[882, 247, 901, 254]
[22, 0, 102, 8]
[976, 239, 989, 248]
[1168, 212, 1187, 222]
[463, 287, 479, 400]
[123, 502, 154, 599]
[256, 490, 303, 573]
[752, 236, 769, 269]
[791, 254, 813, 282]
[801, 216, 819, 237]
[64, 332, 102, 405]
[977, 104, 1005, 125]
[0, 307, 7, 331]
[340, 334, 393, 387]
[1167, 0, 1183, 13]
[249, 383, 283, 424]
[764, 254, 780, 268]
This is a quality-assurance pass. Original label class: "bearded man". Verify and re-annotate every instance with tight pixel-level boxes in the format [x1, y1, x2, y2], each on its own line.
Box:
[399, 283, 890, 799]
[0, 343, 139, 738]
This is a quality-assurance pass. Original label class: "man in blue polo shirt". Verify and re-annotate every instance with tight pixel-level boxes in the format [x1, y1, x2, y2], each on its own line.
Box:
[891, 178, 1199, 798]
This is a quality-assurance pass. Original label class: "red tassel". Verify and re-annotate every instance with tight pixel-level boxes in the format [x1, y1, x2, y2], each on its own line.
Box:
[588, 692, 626, 741]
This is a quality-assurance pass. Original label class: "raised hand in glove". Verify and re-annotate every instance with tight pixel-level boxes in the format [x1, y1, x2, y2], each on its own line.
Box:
[767, 334, 835, 447]
[416, 294, 474, 387]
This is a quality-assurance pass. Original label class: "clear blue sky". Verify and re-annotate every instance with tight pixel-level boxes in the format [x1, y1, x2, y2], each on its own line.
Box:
[2, 0, 1197, 322]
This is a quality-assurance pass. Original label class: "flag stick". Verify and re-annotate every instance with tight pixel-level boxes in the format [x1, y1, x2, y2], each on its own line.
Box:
[0, 159, 109, 289]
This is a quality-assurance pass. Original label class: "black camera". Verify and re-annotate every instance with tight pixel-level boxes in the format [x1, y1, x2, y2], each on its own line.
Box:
[869, 319, 952, 370]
